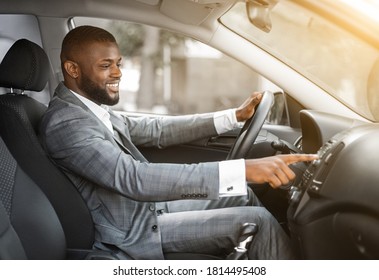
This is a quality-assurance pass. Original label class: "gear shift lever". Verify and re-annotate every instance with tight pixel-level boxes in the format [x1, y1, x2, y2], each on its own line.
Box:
[226, 222, 258, 260]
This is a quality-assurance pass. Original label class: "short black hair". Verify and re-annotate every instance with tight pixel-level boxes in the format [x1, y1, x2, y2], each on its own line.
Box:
[61, 25, 117, 62]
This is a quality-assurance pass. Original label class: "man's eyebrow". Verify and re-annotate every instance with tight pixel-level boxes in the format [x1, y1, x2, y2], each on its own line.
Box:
[100, 57, 122, 63]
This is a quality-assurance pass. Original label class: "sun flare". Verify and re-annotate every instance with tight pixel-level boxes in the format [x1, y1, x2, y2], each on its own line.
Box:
[339, 0, 379, 23]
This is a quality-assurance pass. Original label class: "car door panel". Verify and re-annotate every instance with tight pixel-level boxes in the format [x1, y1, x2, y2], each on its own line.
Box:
[139, 124, 301, 164]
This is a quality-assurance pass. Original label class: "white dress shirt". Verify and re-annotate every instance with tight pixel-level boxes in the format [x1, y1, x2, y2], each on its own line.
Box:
[71, 91, 247, 197]
[213, 109, 247, 197]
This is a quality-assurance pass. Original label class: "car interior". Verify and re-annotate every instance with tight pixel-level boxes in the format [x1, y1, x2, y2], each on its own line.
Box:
[0, 36, 256, 261]
[1, 0, 379, 260]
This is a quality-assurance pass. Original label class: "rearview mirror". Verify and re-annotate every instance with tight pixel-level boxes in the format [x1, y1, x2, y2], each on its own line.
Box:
[246, 0, 279, 33]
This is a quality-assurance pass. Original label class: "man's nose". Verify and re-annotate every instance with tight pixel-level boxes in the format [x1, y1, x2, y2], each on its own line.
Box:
[111, 65, 122, 78]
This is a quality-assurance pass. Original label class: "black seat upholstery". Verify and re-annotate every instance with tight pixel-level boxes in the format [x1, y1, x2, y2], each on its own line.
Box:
[0, 136, 66, 259]
[0, 39, 94, 251]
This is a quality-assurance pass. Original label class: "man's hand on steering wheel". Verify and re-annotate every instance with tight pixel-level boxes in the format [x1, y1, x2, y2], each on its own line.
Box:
[235, 92, 263, 122]
[227, 91, 273, 160]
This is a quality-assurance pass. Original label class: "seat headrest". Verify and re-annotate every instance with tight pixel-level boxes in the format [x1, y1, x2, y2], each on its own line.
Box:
[0, 39, 49, 92]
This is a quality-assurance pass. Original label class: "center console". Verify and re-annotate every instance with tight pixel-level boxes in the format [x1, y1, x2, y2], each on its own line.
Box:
[287, 124, 379, 259]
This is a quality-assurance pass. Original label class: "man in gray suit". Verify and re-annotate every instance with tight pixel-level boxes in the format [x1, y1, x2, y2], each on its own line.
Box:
[40, 26, 317, 260]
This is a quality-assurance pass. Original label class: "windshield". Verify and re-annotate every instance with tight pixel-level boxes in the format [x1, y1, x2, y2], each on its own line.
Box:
[221, 0, 379, 121]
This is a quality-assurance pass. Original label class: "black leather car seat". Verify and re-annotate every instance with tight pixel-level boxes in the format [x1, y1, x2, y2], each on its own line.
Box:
[0, 39, 94, 252]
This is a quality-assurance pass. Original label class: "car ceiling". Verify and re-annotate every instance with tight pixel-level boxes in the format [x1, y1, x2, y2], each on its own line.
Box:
[0, 0, 235, 29]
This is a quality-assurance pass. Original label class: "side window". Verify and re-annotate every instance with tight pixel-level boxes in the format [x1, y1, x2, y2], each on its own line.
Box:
[0, 14, 50, 104]
[73, 17, 288, 124]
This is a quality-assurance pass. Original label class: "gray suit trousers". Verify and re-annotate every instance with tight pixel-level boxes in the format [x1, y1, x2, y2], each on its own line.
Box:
[157, 188, 294, 259]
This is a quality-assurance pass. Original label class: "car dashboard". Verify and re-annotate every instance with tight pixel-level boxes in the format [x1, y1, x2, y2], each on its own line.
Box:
[287, 110, 379, 259]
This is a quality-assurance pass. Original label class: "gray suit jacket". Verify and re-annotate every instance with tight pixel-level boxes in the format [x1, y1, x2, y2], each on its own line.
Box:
[39, 82, 221, 259]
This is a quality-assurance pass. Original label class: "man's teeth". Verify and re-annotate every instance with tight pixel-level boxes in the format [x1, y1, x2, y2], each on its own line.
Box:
[107, 83, 119, 87]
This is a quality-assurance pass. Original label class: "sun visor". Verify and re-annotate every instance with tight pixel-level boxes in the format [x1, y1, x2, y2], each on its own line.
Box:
[160, 0, 226, 25]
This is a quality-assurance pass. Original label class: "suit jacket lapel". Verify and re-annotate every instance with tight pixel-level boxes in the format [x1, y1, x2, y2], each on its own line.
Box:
[108, 111, 148, 162]
[54, 82, 148, 162]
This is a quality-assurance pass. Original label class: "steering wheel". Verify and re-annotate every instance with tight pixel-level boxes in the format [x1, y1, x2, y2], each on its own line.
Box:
[226, 90, 274, 160]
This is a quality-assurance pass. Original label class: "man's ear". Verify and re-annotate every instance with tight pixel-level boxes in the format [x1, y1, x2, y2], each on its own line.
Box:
[63, 60, 79, 79]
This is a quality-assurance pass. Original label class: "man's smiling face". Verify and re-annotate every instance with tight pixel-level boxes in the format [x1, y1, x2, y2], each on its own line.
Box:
[76, 41, 122, 106]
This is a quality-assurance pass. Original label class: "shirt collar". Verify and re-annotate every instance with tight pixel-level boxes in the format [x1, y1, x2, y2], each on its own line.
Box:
[70, 90, 113, 133]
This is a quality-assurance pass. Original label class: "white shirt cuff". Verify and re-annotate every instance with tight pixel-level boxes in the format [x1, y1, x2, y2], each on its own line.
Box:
[218, 159, 247, 197]
[213, 109, 239, 134]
